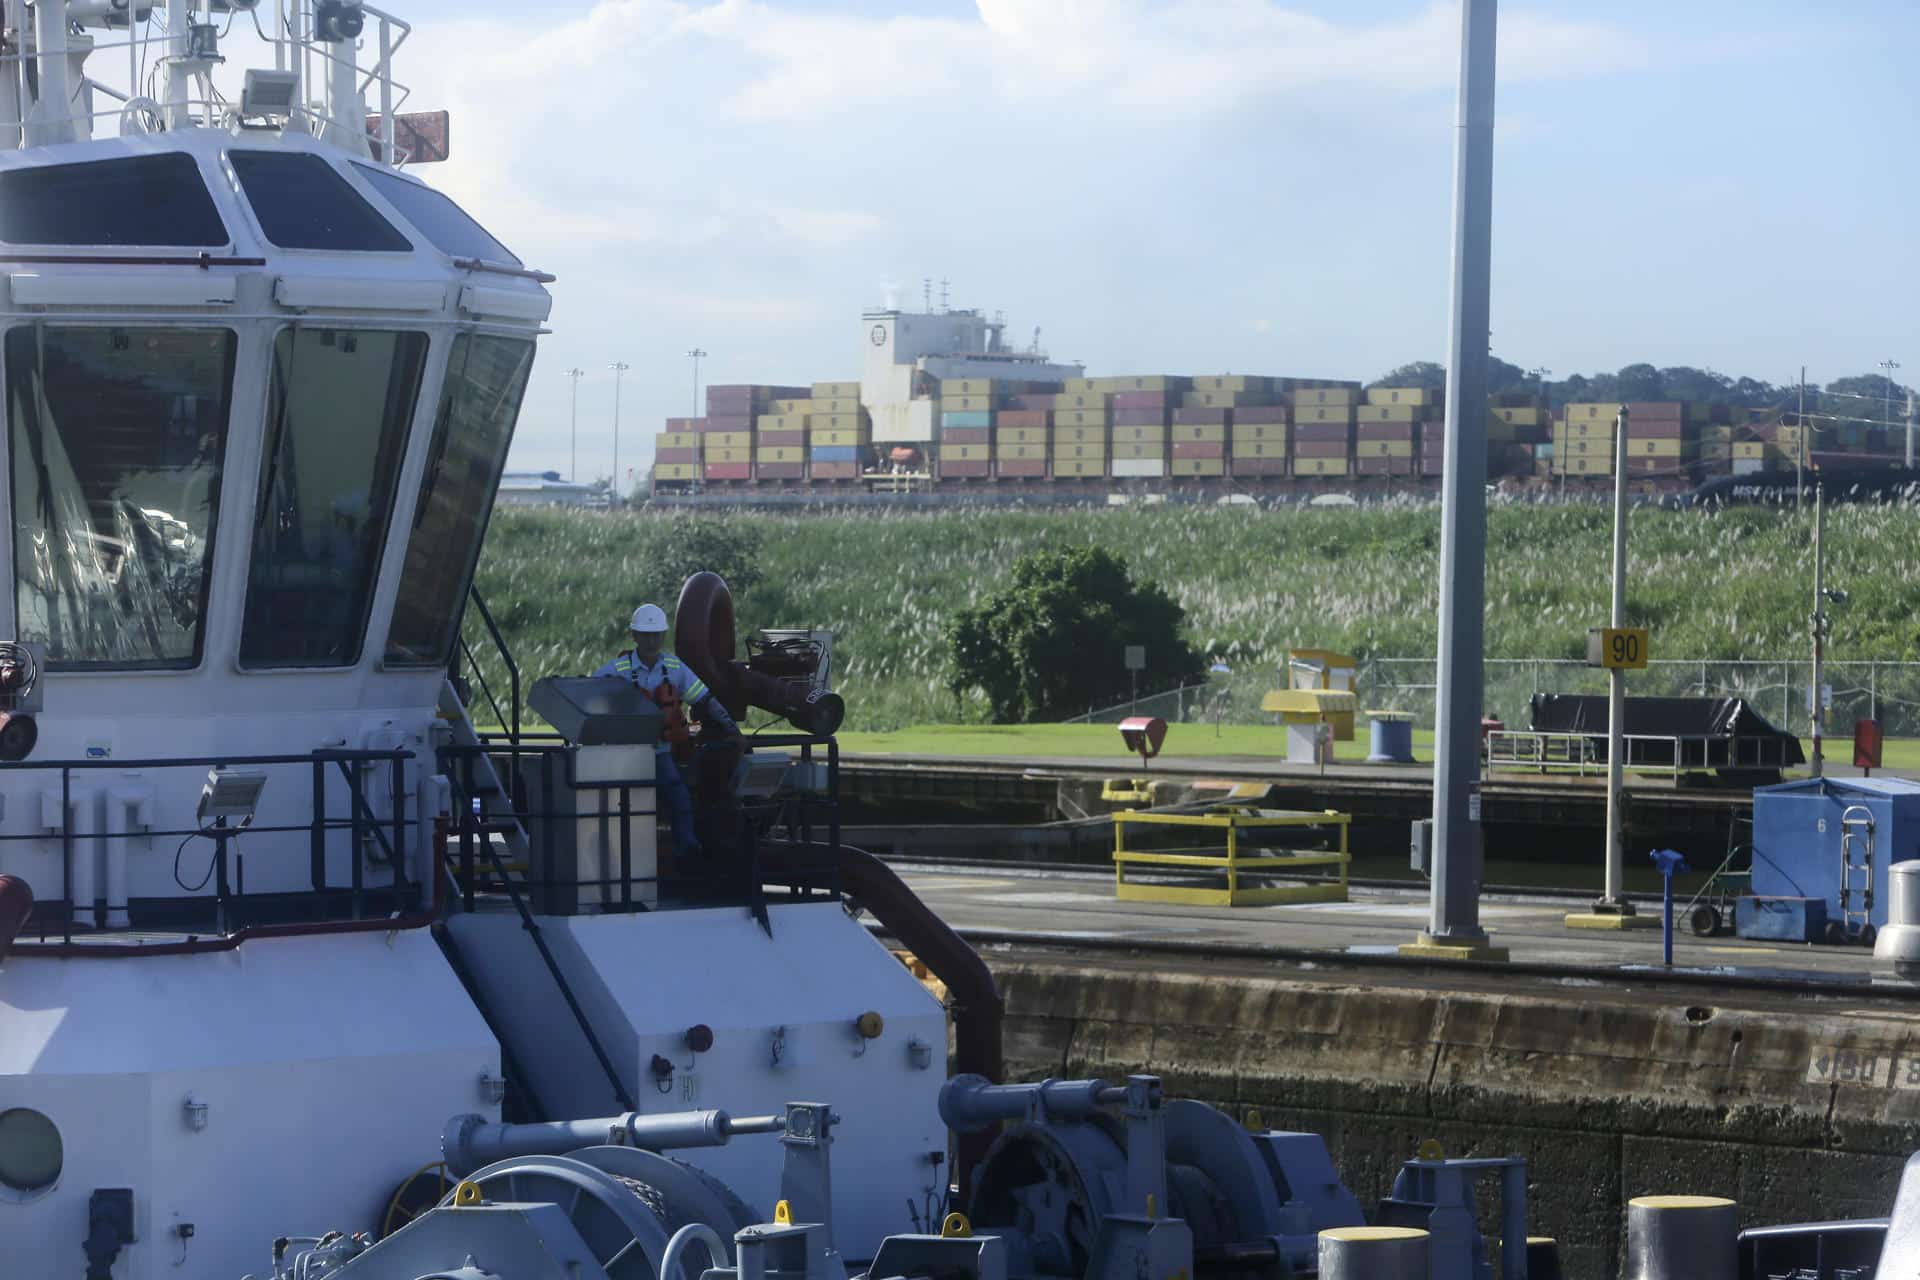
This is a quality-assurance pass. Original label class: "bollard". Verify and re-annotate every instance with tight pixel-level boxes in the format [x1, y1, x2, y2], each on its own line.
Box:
[1625, 1194, 1737, 1280]
[1874, 861, 1920, 978]
[1649, 850, 1689, 967]
[1318, 1226, 1429, 1280]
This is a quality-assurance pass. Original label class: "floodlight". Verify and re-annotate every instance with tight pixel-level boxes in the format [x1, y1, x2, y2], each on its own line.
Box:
[197, 768, 267, 826]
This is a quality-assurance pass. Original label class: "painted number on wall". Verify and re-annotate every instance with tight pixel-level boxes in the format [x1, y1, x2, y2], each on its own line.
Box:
[1807, 1048, 1884, 1087]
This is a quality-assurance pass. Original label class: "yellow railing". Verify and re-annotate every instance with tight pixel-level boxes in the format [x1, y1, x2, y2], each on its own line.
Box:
[1112, 807, 1351, 907]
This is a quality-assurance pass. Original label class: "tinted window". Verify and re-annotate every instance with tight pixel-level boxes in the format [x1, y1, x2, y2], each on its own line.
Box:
[0, 154, 227, 246]
[241, 329, 427, 667]
[385, 335, 534, 667]
[354, 163, 521, 265]
[9, 326, 235, 669]
[230, 151, 412, 252]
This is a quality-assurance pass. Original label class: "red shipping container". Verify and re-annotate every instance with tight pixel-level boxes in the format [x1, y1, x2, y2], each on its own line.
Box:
[703, 463, 751, 480]
[655, 448, 698, 464]
[811, 461, 859, 480]
[1173, 407, 1229, 426]
[997, 460, 1047, 478]
[997, 410, 1049, 428]
[1625, 401, 1686, 421]
[758, 429, 805, 447]
[706, 385, 755, 408]
[1293, 440, 1350, 458]
[1112, 391, 1170, 410]
[1355, 423, 1415, 442]
[1234, 406, 1290, 424]
[941, 427, 991, 445]
[1294, 423, 1352, 443]
[1356, 456, 1415, 475]
[1112, 408, 1167, 427]
[755, 462, 804, 480]
[1003, 394, 1055, 411]
[940, 460, 992, 478]
[1230, 458, 1288, 477]
[1625, 421, 1688, 440]
[704, 413, 752, 432]
[1421, 456, 1446, 476]
[665, 417, 705, 432]
[1172, 442, 1224, 459]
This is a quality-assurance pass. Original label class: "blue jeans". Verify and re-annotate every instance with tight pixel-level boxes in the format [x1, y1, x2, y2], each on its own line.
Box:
[656, 746, 699, 855]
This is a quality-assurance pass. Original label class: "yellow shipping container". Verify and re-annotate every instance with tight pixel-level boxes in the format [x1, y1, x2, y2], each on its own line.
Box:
[813, 413, 863, 431]
[1559, 422, 1615, 441]
[757, 412, 807, 431]
[1062, 377, 1099, 393]
[1180, 390, 1268, 409]
[812, 397, 861, 415]
[996, 426, 1049, 445]
[1298, 405, 1355, 424]
[1565, 402, 1624, 423]
[769, 399, 811, 415]
[1112, 441, 1166, 460]
[1172, 458, 1226, 476]
[1633, 439, 1690, 458]
[1733, 442, 1766, 459]
[809, 428, 868, 447]
[996, 443, 1048, 460]
[942, 378, 996, 396]
[1174, 424, 1227, 442]
[1055, 422, 1107, 442]
[1054, 392, 1109, 411]
[702, 447, 750, 464]
[1232, 423, 1289, 442]
[658, 432, 699, 449]
[938, 444, 990, 461]
[1191, 375, 1271, 393]
[1111, 426, 1167, 444]
[1355, 440, 1414, 458]
[1493, 406, 1545, 425]
[1358, 404, 1426, 423]
[1231, 439, 1288, 459]
[1091, 374, 1182, 392]
[756, 446, 804, 463]
[703, 431, 752, 449]
[654, 464, 699, 481]
[1294, 387, 1358, 407]
[1559, 456, 1615, 475]
[811, 381, 859, 398]
[944, 396, 995, 414]
[1365, 386, 1433, 407]
[1054, 458, 1104, 477]
[1293, 457, 1350, 476]
[1051, 442, 1108, 460]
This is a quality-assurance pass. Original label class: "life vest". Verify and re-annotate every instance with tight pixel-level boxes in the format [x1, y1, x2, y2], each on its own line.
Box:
[651, 680, 694, 765]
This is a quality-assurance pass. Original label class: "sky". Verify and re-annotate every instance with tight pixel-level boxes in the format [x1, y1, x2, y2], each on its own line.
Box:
[380, 0, 1919, 483]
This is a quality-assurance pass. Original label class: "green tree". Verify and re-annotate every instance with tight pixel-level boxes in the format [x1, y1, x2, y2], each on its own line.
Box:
[946, 546, 1205, 723]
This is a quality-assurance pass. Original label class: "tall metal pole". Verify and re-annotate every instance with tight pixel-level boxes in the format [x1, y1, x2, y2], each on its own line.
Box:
[1599, 406, 1632, 912]
[1811, 478, 1826, 778]
[1881, 360, 1901, 437]
[608, 360, 630, 505]
[1419, 0, 1498, 952]
[566, 367, 584, 482]
[1906, 390, 1916, 471]
[1796, 367, 1806, 515]
[687, 347, 708, 416]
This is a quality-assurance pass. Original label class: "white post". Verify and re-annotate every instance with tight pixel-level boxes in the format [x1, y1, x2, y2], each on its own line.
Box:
[22, 0, 76, 145]
[378, 15, 395, 163]
[162, 0, 192, 126]
[1599, 406, 1631, 912]
[1906, 390, 1916, 472]
[1811, 479, 1826, 778]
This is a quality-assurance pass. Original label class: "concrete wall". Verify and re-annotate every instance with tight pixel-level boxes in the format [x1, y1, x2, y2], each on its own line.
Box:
[987, 951, 1920, 1280]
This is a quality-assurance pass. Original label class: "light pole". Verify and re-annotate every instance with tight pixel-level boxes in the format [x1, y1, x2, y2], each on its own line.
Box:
[1881, 359, 1901, 434]
[687, 347, 707, 417]
[608, 361, 630, 506]
[565, 367, 584, 482]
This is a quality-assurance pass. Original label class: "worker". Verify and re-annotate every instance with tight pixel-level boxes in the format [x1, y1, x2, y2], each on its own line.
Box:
[593, 603, 738, 858]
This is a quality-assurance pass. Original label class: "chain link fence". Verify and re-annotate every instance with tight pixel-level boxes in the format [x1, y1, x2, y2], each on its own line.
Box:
[1067, 658, 1920, 739]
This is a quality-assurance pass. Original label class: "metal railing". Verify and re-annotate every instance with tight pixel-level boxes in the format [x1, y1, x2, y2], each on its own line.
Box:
[1485, 730, 1800, 778]
[9, 746, 415, 949]
[1064, 658, 1920, 740]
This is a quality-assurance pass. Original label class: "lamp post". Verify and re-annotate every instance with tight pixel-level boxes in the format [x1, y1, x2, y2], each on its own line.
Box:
[1881, 359, 1901, 436]
[687, 347, 707, 417]
[565, 367, 584, 482]
[608, 360, 630, 506]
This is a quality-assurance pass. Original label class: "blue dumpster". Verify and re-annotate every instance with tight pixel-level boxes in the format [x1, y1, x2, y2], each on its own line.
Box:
[1750, 777, 1920, 937]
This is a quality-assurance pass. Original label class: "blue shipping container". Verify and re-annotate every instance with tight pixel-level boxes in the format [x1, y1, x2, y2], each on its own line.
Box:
[1750, 777, 1920, 928]
[941, 410, 993, 429]
[810, 446, 863, 463]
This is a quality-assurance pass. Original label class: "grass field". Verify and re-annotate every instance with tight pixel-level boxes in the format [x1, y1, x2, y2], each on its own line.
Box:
[471, 502, 1920, 733]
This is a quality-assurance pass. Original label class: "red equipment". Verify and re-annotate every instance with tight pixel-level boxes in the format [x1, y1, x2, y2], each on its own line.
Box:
[675, 573, 845, 737]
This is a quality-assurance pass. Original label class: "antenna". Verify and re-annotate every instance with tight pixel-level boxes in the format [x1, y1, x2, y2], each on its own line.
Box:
[1030, 326, 1042, 354]
[922, 278, 932, 313]
[938, 277, 950, 312]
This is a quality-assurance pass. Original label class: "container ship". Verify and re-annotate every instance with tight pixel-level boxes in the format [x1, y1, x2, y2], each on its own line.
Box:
[650, 303, 1879, 503]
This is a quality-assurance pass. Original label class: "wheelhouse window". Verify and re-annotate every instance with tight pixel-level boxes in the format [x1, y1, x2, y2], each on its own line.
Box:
[8, 326, 235, 668]
[353, 163, 522, 265]
[229, 151, 413, 252]
[384, 334, 534, 667]
[240, 329, 427, 668]
[0, 154, 227, 246]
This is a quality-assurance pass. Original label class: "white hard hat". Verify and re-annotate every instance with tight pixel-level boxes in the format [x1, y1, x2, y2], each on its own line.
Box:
[630, 603, 668, 633]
